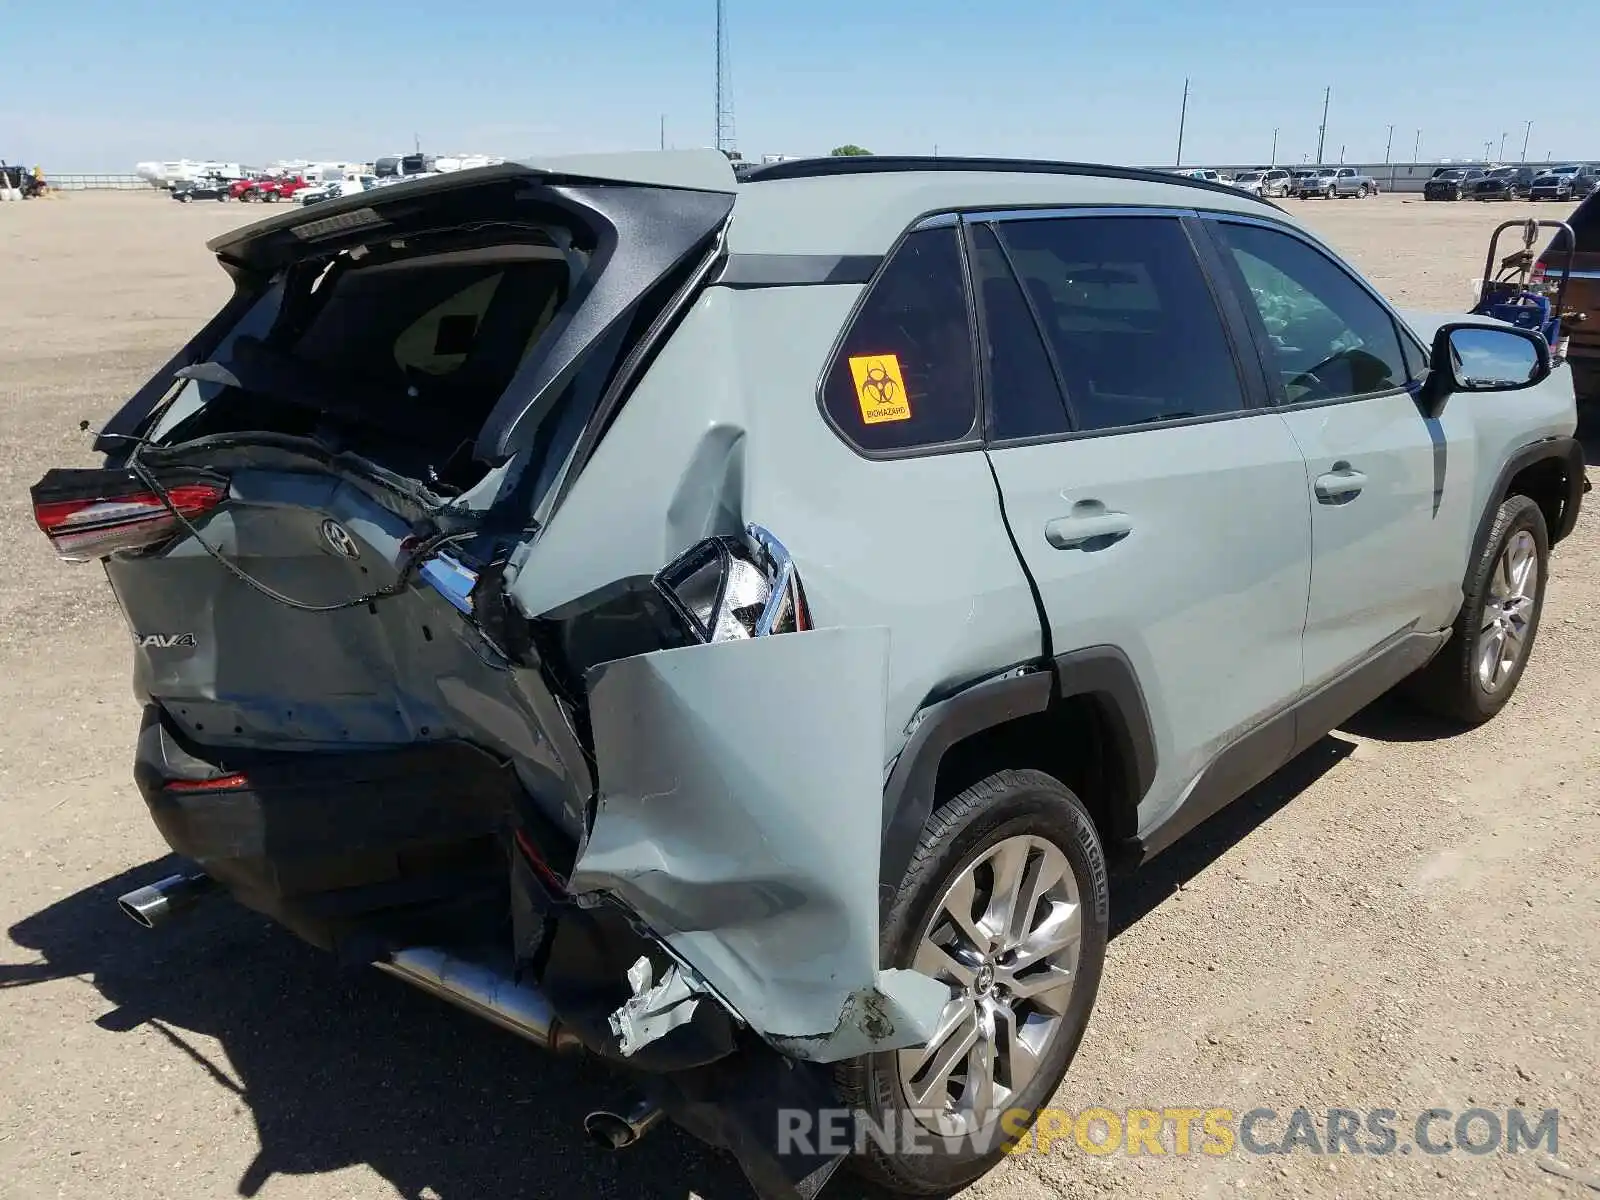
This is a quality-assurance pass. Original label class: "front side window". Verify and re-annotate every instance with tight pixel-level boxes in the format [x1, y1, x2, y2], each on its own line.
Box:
[820, 227, 979, 453]
[989, 216, 1245, 431]
[1212, 222, 1408, 403]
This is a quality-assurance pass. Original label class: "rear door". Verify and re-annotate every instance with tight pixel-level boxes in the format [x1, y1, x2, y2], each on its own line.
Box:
[971, 209, 1313, 835]
[1200, 214, 1471, 688]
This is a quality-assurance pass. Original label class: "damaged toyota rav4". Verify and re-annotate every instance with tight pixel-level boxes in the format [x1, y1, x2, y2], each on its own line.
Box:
[32, 151, 1585, 1198]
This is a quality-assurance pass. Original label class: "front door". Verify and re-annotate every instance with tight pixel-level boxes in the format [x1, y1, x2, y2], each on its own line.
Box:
[968, 211, 1313, 828]
[1200, 216, 1466, 689]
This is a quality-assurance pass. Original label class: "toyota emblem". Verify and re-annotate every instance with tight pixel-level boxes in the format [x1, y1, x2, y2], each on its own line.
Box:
[320, 519, 361, 560]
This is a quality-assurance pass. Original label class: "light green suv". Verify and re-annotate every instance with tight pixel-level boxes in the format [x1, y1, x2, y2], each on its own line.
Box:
[33, 150, 1585, 1199]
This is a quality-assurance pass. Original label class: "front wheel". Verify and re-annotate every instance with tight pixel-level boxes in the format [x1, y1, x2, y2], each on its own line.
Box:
[838, 769, 1108, 1195]
[1405, 494, 1549, 725]
[1325, 185, 1337, 199]
[1358, 184, 1370, 198]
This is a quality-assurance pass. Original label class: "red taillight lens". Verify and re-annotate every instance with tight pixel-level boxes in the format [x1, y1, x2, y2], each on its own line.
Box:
[164, 772, 250, 793]
[32, 473, 226, 563]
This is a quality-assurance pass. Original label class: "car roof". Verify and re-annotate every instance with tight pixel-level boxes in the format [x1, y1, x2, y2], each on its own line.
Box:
[208, 150, 1293, 266]
[725, 155, 1282, 256]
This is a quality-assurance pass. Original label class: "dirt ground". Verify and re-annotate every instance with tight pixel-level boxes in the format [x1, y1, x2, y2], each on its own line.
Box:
[1, 191, 1597, 1200]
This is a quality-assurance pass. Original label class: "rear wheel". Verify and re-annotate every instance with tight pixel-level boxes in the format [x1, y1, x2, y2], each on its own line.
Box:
[1406, 494, 1548, 725]
[1358, 184, 1371, 198]
[839, 769, 1108, 1195]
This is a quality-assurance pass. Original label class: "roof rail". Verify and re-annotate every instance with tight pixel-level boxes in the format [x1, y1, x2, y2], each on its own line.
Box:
[739, 155, 1280, 208]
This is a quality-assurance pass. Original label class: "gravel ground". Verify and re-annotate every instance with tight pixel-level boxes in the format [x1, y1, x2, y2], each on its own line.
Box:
[1, 191, 1597, 1200]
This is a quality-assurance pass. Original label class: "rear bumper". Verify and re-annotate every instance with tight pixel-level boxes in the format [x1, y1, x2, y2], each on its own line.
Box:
[132, 706, 523, 952]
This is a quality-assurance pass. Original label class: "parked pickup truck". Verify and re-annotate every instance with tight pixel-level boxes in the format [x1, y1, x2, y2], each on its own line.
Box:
[1292, 166, 1377, 199]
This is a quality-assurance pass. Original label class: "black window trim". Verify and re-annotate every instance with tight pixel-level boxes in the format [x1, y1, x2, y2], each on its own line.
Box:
[812, 212, 987, 462]
[961, 205, 1277, 450]
[963, 216, 1081, 438]
[1196, 211, 1430, 414]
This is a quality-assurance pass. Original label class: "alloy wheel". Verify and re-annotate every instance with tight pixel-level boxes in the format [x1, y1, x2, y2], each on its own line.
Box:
[1477, 529, 1538, 692]
[897, 834, 1081, 1136]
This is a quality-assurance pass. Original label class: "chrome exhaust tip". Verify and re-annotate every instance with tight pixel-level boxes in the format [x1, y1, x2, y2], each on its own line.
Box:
[116, 872, 216, 929]
[584, 1097, 666, 1150]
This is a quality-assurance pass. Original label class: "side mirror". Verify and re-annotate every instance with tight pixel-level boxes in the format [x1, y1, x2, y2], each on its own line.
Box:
[1421, 322, 1551, 416]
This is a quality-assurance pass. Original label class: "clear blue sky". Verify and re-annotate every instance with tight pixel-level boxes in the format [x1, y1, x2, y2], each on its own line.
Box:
[3, 0, 1585, 171]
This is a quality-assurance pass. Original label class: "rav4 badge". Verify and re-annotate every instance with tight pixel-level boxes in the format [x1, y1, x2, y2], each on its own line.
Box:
[134, 633, 197, 649]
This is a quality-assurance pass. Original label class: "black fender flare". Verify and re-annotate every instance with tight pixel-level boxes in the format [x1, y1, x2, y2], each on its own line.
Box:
[877, 646, 1157, 906]
[1471, 437, 1585, 567]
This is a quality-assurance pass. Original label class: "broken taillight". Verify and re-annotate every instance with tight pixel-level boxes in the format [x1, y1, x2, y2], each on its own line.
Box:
[653, 524, 811, 644]
[31, 468, 227, 562]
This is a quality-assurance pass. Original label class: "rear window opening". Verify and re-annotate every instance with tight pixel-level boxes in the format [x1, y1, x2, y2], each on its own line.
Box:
[149, 226, 588, 494]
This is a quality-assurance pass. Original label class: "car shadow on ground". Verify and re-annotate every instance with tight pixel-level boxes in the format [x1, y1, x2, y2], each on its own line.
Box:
[2, 865, 755, 1200]
[1110, 733, 1356, 938]
[3, 731, 1358, 1200]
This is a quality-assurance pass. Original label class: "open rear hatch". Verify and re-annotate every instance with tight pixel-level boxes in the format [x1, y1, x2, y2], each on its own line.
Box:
[30, 153, 737, 910]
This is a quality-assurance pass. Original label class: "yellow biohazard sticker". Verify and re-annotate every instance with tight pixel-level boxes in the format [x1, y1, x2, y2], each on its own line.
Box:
[848, 354, 912, 424]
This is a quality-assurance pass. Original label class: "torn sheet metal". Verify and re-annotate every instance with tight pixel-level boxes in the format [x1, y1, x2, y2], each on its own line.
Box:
[610, 957, 702, 1058]
[569, 625, 947, 1062]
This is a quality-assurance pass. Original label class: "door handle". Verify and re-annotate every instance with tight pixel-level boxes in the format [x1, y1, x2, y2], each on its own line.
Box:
[1044, 510, 1134, 550]
[1314, 464, 1368, 503]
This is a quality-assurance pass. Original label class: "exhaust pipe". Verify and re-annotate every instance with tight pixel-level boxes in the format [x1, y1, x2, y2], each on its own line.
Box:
[374, 946, 583, 1054]
[584, 1096, 667, 1150]
[117, 872, 217, 929]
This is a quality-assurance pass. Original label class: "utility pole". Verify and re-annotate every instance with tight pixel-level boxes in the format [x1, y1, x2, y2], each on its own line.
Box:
[1270, 127, 1279, 167]
[659, 114, 665, 150]
[1499, 131, 1508, 160]
[1413, 128, 1421, 163]
[1484, 140, 1492, 162]
[1315, 86, 1330, 165]
[1384, 124, 1394, 164]
[1521, 120, 1532, 162]
[413, 132, 421, 154]
[1176, 77, 1189, 167]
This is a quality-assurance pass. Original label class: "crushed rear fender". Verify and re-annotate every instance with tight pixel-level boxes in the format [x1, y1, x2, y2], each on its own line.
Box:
[567, 625, 947, 1062]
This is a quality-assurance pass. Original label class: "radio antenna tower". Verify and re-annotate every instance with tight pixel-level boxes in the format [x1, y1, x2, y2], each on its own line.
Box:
[715, 0, 736, 155]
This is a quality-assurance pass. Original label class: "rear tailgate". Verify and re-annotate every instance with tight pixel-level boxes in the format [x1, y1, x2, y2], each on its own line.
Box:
[41, 153, 738, 846]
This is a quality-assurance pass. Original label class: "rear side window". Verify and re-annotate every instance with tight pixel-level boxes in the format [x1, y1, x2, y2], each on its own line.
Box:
[991, 216, 1246, 431]
[821, 227, 979, 453]
[968, 223, 1070, 439]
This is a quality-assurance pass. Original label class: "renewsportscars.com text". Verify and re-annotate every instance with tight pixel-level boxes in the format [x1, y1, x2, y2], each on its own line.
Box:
[777, 1106, 1560, 1159]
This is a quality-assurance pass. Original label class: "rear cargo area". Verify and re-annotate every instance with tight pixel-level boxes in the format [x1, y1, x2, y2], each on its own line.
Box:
[31, 158, 738, 948]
